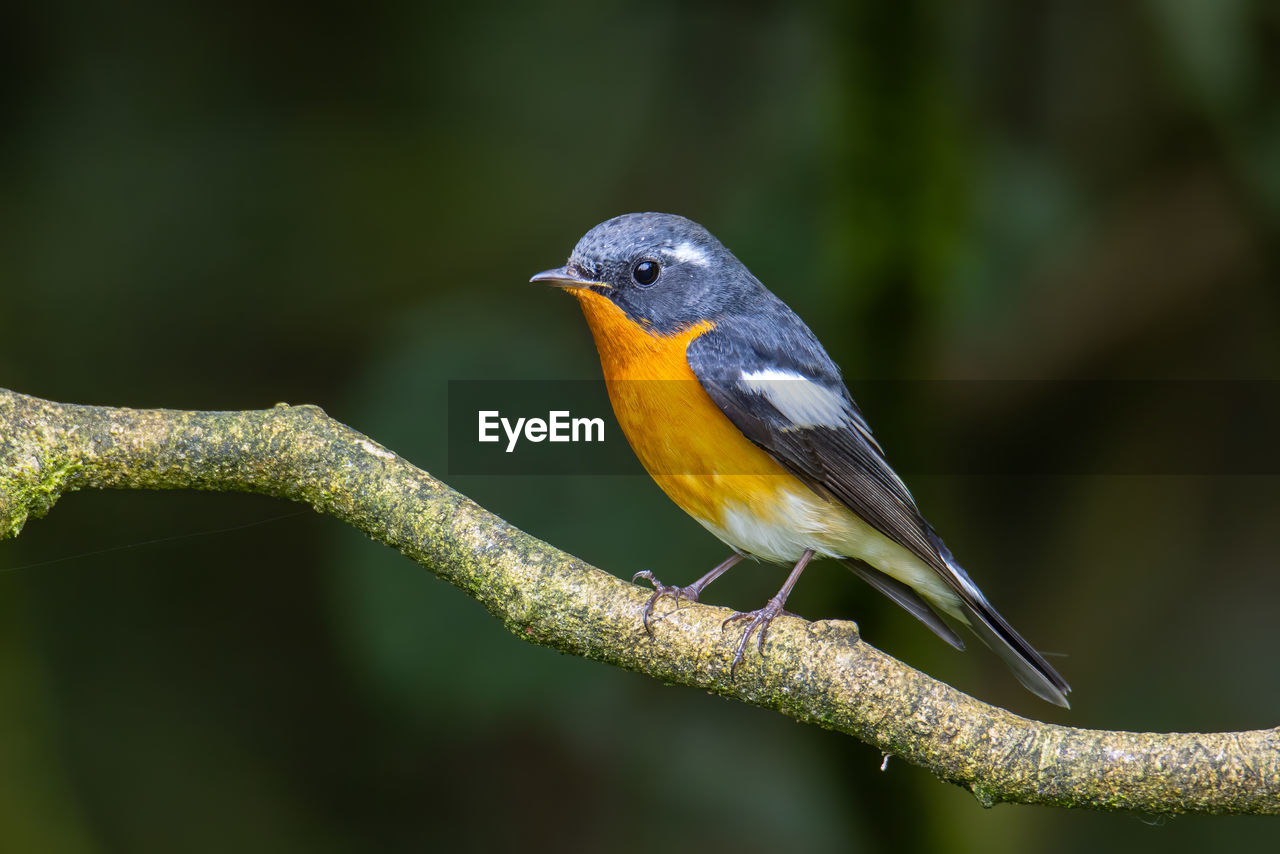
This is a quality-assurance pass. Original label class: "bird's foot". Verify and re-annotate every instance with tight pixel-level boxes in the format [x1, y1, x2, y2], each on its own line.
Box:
[632, 570, 701, 633]
[722, 597, 793, 676]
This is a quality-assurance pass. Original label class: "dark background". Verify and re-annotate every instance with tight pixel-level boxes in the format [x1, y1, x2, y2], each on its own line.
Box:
[2, 1, 1279, 851]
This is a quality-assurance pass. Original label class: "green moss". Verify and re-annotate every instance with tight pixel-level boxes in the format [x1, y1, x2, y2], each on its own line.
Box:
[0, 456, 83, 539]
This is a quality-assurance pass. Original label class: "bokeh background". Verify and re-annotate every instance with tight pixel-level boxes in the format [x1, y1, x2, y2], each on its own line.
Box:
[3, 1, 1279, 851]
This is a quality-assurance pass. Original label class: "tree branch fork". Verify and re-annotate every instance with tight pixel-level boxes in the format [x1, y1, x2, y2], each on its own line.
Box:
[1, 388, 1275, 814]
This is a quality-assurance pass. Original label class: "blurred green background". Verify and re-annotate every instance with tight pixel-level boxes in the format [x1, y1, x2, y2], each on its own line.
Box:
[2, 0, 1279, 851]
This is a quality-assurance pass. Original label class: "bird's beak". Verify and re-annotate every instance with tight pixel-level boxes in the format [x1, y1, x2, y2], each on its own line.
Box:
[529, 265, 606, 290]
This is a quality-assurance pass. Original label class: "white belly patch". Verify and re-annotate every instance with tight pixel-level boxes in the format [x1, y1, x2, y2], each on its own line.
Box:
[694, 483, 961, 617]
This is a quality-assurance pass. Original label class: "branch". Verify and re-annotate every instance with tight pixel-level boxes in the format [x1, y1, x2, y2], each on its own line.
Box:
[1, 387, 1276, 814]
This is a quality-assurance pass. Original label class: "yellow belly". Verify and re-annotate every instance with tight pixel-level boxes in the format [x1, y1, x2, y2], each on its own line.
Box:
[573, 289, 814, 537]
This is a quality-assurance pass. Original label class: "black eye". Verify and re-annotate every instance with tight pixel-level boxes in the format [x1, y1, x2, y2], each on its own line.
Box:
[631, 259, 660, 286]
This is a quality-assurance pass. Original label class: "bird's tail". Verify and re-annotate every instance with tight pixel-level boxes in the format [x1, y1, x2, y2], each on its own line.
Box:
[956, 591, 1071, 708]
[846, 554, 1071, 707]
[925, 530, 1071, 708]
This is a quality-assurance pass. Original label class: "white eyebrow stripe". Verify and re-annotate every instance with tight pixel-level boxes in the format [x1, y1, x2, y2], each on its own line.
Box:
[669, 241, 711, 266]
[737, 368, 850, 428]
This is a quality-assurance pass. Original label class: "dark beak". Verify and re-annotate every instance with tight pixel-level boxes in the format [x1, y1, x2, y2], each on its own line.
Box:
[529, 265, 604, 289]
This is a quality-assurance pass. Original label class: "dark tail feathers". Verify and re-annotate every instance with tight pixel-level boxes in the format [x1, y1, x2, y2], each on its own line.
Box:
[958, 593, 1071, 708]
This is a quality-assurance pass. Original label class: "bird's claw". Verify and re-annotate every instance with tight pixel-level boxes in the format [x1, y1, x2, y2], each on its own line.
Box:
[632, 570, 699, 634]
[722, 598, 788, 676]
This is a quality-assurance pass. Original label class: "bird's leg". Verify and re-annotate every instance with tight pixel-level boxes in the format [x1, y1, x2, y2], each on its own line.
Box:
[633, 553, 745, 633]
[723, 549, 815, 675]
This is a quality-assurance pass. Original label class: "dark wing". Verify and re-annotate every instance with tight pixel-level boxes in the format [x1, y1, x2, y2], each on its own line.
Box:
[687, 317, 1071, 707]
[685, 316, 946, 576]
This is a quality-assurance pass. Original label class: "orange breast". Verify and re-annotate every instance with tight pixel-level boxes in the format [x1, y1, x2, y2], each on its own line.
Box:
[571, 289, 796, 528]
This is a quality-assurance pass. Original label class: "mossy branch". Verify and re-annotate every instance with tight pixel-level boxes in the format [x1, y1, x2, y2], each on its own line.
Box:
[1, 387, 1276, 814]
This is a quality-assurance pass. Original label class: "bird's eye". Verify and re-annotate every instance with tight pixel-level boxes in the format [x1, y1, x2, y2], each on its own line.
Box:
[631, 259, 660, 286]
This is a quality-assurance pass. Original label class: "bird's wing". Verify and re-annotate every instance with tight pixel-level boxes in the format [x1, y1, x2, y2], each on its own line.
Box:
[686, 318, 1071, 706]
[685, 318, 946, 576]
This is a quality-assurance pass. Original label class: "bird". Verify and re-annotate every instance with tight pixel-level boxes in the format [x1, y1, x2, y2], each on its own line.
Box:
[531, 212, 1070, 707]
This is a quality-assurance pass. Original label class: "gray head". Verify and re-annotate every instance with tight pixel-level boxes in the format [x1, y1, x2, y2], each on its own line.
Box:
[531, 212, 764, 334]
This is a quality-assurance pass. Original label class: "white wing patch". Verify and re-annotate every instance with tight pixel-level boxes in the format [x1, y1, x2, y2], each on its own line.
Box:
[738, 368, 849, 429]
[669, 241, 711, 266]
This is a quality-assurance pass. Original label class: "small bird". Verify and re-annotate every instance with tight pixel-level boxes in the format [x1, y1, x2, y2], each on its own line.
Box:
[532, 213, 1070, 707]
